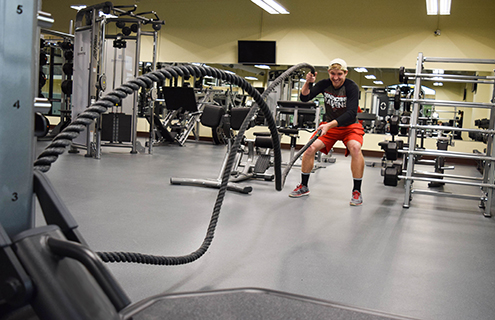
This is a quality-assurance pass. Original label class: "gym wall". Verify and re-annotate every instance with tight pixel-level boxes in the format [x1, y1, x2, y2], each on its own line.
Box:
[40, 0, 494, 152]
[42, 0, 495, 71]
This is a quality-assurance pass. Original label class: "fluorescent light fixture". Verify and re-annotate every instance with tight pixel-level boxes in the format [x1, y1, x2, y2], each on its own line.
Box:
[70, 5, 87, 10]
[365, 75, 376, 80]
[251, 0, 289, 14]
[433, 82, 444, 86]
[99, 11, 118, 18]
[373, 81, 384, 85]
[71, 5, 117, 17]
[354, 67, 368, 73]
[433, 69, 444, 74]
[426, 0, 451, 15]
[255, 64, 271, 69]
[263, 0, 289, 14]
[245, 76, 258, 80]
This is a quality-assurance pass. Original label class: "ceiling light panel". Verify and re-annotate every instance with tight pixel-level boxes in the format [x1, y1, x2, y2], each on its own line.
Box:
[251, 0, 289, 14]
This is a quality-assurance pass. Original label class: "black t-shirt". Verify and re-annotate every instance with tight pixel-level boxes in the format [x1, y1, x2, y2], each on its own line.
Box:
[300, 78, 359, 127]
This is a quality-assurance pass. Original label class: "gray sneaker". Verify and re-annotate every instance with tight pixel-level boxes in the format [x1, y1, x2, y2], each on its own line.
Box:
[350, 190, 363, 206]
[289, 184, 310, 198]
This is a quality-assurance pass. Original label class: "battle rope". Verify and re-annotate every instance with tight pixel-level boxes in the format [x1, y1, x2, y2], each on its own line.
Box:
[34, 63, 317, 266]
[281, 129, 322, 187]
[261, 62, 315, 100]
[259, 62, 319, 188]
[34, 64, 284, 266]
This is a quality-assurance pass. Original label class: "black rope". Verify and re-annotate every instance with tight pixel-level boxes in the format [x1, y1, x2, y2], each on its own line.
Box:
[260, 63, 315, 101]
[34, 64, 283, 266]
[258, 63, 318, 188]
[281, 129, 322, 187]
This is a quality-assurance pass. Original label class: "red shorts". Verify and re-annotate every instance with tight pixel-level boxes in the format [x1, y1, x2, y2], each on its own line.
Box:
[312, 122, 364, 156]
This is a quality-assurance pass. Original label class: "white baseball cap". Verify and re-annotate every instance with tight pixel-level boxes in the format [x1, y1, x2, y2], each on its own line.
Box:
[329, 58, 348, 71]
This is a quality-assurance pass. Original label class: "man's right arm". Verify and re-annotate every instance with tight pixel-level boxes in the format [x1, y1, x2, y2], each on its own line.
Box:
[300, 71, 317, 101]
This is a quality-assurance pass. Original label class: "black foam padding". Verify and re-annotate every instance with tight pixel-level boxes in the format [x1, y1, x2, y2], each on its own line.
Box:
[278, 128, 299, 135]
[255, 136, 273, 149]
[162, 87, 198, 112]
[230, 107, 251, 130]
[200, 104, 225, 128]
[277, 101, 316, 109]
[121, 288, 415, 320]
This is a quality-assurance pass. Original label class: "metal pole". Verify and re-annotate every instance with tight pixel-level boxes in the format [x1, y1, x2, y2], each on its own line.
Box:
[95, 18, 106, 160]
[403, 52, 424, 208]
[147, 30, 158, 155]
[401, 98, 495, 109]
[423, 57, 495, 64]
[403, 149, 495, 161]
[0, 0, 50, 237]
[484, 72, 495, 217]
[131, 24, 141, 154]
[411, 189, 484, 201]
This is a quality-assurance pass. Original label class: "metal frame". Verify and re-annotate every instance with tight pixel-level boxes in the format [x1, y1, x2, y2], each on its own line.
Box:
[402, 52, 495, 217]
[71, 3, 162, 159]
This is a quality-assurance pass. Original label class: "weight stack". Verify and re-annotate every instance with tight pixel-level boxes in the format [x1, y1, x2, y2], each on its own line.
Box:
[101, 113, 132, 143]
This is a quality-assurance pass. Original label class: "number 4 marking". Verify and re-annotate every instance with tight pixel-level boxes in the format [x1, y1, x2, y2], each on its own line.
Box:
[13, 100, 20, 109]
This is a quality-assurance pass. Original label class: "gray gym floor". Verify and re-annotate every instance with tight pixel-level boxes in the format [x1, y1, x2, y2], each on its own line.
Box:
[34, 139, 495, 320]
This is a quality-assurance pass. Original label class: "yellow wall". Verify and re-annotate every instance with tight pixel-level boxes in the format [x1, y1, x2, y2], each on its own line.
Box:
[42, 0, 495, 152]
[42, 0, 495, 71]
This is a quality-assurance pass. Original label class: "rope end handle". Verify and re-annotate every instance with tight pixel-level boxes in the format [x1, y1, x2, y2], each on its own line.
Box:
[308, 66, 316, 89]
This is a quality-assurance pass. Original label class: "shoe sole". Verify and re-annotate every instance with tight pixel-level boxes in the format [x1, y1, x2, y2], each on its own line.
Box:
[289, 192, 310, 198]
[350, 201, 362, 206]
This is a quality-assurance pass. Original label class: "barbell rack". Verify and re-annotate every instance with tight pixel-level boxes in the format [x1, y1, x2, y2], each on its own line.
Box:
[401, 52, 495, 217]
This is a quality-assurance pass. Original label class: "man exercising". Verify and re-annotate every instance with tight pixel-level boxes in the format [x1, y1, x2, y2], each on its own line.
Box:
[289, 58, 365, 206]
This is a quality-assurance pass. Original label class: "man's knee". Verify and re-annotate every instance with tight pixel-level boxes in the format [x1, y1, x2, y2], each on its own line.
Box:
[305, 141, 323, 156]
[347, 141, 363, 157]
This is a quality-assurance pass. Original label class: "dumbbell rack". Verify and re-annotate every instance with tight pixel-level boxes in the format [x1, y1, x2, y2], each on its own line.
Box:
[400, 52, 495, 217]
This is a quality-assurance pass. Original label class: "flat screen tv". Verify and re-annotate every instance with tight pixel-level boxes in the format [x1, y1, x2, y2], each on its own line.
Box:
[238, 40, 276, 65]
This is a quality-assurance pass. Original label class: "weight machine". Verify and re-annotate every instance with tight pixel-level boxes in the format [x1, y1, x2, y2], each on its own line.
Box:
[395, 53, 495, 217]
[38, 28, 75, 139]
[71, 2, 163, 158]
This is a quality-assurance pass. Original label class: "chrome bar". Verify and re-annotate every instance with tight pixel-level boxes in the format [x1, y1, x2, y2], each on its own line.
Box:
[403, 73, 495, 84]
[402, 124, 495, 134]
[411, 189, 483, 201]
[403, 52, 424, 208]
[41, 28, 74, 39]
[413, 170, 484, 181]
[401, 98, 495, 109]
[399, 175, 495, 188]
[404, 72, 495, 81]
[401, 149, 495, 161]
[423, 57, 495, 64]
